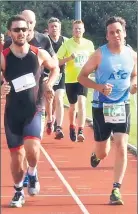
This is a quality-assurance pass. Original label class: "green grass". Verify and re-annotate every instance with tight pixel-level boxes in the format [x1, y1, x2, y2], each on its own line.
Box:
[64, 89, 137, 147]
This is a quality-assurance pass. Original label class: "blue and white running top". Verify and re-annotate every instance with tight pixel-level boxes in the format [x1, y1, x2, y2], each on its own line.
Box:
[92, 44, 134, 108]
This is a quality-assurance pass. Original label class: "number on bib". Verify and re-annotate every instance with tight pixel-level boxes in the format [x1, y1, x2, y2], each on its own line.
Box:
[103, 103, 126, 123]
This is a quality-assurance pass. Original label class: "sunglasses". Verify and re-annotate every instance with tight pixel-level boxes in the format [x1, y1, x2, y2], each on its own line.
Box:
[11, 27, 28, 33]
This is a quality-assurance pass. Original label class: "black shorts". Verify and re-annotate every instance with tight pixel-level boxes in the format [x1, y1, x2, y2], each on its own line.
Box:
[65, 82, 88, 104]
[53, 72, 65, 91]
[92, 104, 130, 142]
[4, 109, 45, 150]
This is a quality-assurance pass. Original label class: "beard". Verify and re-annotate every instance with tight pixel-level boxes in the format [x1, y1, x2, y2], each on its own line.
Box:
[13, 38, 26, 47]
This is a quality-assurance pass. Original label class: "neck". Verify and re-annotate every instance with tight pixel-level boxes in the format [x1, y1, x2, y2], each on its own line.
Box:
[10, 43, 30, 57]
[107, 43, 125, 54]
[49, 34, 60, 42]
[73, 37, 82, 44]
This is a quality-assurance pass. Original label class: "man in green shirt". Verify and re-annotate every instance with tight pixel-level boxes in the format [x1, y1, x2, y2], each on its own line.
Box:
[57, 20, 94, 142]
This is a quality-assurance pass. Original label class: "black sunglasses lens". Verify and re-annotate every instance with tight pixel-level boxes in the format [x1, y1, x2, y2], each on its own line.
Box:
[13, 28, 28, 32]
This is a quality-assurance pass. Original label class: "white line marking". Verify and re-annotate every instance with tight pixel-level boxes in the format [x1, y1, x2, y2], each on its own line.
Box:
[1, 193, 136, 198]
[40, 145, 90, 214]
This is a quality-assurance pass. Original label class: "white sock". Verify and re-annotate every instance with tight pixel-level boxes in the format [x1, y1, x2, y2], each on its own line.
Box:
[14, 180, 23, 189]
[28, 166, 37, 176]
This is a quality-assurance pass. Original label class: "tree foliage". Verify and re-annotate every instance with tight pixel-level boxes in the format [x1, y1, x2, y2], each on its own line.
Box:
[0, 1, 137, 48]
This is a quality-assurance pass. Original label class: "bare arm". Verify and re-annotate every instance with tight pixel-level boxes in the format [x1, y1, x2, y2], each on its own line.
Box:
[130, 50, 137, 94]
[78, 49, 102, 91]
[1, 53, 11, 96]
[58, 54, 75, 66]
[39, 49, 60, 88]
[78, 48, 113, 96]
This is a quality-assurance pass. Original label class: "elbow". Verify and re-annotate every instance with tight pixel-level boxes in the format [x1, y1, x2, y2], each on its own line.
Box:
[77, 73, 82, 84]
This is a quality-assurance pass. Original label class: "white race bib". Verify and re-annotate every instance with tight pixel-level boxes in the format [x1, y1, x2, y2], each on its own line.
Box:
[74, 52, 89, 68]
[12, 73, 36, 93]
[54, 73, 62, 85]
[103, 103, 126, 123]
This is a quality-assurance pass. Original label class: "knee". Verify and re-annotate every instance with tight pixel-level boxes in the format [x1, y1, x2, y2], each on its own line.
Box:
[116, 143, 127, 157]
[56, 96, 64, 107]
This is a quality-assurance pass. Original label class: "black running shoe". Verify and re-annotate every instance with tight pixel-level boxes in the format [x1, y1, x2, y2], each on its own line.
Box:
[90, 153, 100, 167]
[55, 126, 64, 139]
[69, 127, 76, 142]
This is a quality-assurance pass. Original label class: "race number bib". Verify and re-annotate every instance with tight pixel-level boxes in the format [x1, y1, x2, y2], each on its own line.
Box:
[74, 52, 89, 68]
[103, 103, 126, 123]
[12, 73, 36, 93]
[54, 73, 62, 86]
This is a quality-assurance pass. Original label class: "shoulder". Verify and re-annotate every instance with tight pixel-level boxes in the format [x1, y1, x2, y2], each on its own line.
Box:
[3, 38, 12, 49]
[35, 31, 51, 43]
[62, 36, 69, 42]
[125, 45, 137, 62]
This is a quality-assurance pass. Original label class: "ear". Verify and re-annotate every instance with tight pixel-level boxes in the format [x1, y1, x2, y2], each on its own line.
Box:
[124, 30, 126, 38]
[83, 27, 85, 33]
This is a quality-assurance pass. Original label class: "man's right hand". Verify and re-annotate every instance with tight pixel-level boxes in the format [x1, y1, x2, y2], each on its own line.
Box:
[99, 83, 113, 96]
[1, 82, 11, 97]
[44, 83, 55, 102]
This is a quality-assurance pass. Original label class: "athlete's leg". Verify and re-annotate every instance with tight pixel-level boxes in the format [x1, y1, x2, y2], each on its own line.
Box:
[110, 104, 130, 205]
[4, 114, 25, 207]
[55, 89, 65, 127]
[113, 133, 128, 185]
[66, 83, 78, 142]
[77, 95, 86, 142]
[23, 110, 45, 196]
[91, 107, 112, 167]
[77, 83, 88, 142]
[54, 89, 65, 139]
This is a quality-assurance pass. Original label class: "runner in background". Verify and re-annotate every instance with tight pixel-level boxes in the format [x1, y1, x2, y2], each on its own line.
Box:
[57, 20, 95, 142]
[46, 17, 68, 139]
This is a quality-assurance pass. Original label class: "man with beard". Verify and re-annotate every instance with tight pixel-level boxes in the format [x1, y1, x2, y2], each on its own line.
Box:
[1, 15, 59, 208]
[3, 9, 57, 187]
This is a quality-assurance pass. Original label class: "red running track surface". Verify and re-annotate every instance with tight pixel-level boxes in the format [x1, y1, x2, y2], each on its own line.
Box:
[1, 100, 137, 214]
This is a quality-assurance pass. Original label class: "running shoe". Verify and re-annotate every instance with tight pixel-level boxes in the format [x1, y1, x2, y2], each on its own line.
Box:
[27, 173, 40, 196]
[77, 128, 85, 142]
[69, 126, 76, 142]
[90, 153, 101, 167]
[46, 116, 55, 135]
[23, 173, 29, 188]
[9, 191, 25, 208]
[55, 126, 64, 139]
[109, 188, 124, 205]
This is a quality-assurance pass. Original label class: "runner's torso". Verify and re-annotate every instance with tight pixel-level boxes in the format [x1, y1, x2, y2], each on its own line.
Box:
[93, 44, 134, 108]
[2, 45, 41, 121]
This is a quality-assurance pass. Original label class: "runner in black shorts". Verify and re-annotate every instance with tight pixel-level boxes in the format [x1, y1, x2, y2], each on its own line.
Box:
[45, 17, 68, 139]
[1, 15, 59, 208]
[4, 9, 57, 187]
[65, 82, 88, 104]
[78, 16, 137, 205]
[57, 20, 95, 142]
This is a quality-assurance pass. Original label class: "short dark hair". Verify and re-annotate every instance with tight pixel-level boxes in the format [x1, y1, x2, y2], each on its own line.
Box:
[106, 16, 126, 30]
[7, 15, 29, 30]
